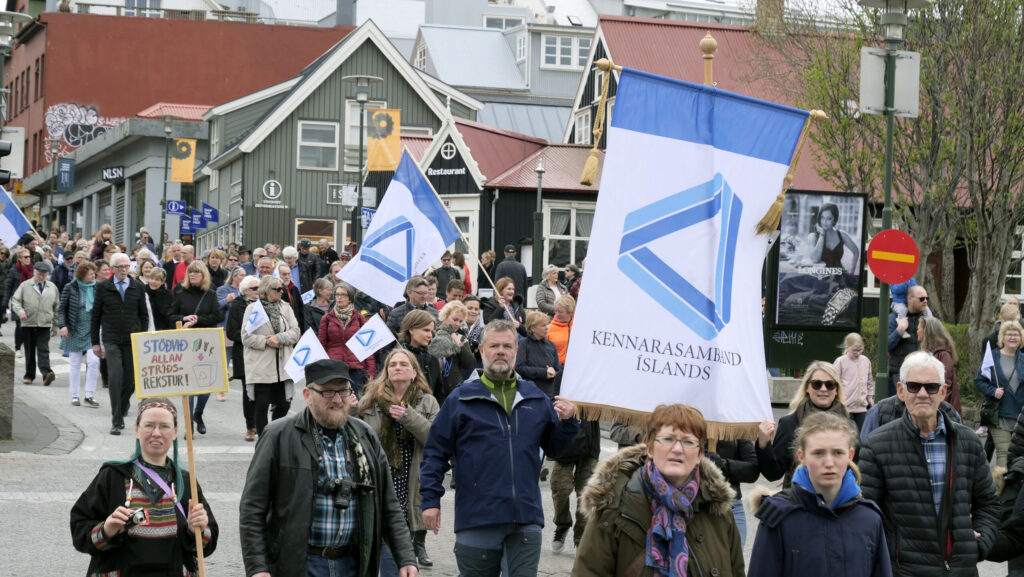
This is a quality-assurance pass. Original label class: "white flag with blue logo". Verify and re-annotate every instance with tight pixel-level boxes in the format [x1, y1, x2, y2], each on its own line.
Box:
[0, 186, 33, 248]
[284, 328, 331, 383]
[345, 314, 395, 362]
[338, 150, 462, 305]
[561, 69, 809, 436]
[243, 299, 269, 334]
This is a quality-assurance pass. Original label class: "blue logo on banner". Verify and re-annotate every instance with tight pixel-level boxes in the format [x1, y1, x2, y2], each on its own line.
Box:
[617, 173, 742, 340]
[248, 310, 258, 324]
[360, 216, 415, 282]
[293, 346, 311, 366]
[355, 329, 375, 347]
[166, 201, 186, 215]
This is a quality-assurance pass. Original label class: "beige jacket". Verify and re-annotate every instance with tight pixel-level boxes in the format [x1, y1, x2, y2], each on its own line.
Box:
[240, 300, 301, 385]
[10, 278, 59, 329]
[358, 392, 440, 532]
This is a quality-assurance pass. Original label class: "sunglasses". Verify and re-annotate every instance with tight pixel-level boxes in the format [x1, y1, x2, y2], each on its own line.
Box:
[917, 296, 928, 302]
[809, 379, 838, 391]
[904, 381, 942, 395]
[271, 286, 284, 292]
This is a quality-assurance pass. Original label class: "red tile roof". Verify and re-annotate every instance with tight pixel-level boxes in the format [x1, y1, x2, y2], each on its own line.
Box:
[599, 15, 835, 192]
[487, 145, 603, 193]
[454, 118, 547, 181]
[137, 103, 212, 121]
[402, 136, 433, 162]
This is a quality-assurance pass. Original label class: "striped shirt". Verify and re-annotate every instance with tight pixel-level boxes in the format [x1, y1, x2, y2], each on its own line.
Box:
[309, 428, 358, 548]
[909, 411, 948, 516]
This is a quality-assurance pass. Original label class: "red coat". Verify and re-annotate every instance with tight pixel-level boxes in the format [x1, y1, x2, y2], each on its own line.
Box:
[461, 263, 472, 294]
[318, 309, 377, 375]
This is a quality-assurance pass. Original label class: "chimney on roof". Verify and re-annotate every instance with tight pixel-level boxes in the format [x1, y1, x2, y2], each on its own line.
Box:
[755, 0, 786, 37]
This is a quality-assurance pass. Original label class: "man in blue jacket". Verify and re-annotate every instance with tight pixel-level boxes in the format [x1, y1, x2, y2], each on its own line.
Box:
[420, 319, 580, 577]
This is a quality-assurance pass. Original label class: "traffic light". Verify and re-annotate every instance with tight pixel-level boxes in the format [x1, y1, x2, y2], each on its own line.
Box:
[0, 140, 11, 186]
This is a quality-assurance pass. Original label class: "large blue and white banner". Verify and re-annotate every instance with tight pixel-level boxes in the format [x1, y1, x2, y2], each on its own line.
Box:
[339, 150, 462, 305]
[561, 69, 809, 432]
[0, 186, 33, 248]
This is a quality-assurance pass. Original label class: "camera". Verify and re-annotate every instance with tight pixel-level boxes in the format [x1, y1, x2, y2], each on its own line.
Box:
[321, 477, 373, 509]
[125, 508, 148, 528]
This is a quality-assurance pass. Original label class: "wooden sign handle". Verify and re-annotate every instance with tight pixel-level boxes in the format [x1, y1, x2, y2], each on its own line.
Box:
[176, 320, 205, 577]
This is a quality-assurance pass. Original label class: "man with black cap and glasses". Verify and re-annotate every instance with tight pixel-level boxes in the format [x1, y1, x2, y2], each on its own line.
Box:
[240, 359, 417, 577]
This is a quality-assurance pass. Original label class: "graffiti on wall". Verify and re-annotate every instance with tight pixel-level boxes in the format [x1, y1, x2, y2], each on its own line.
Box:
[44, 103, 125, 161]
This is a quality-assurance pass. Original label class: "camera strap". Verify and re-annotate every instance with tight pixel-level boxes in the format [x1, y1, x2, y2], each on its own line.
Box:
[134, 460, 185, 518]
[311, 424, 356, 483]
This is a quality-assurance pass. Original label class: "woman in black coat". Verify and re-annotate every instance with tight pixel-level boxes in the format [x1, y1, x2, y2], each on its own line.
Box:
[515, 311, 561, 398]
[168, 262, 224, 435]
[226, 276, 259, 442]
[145, 268, 174, 331]
[482, 277, 527, 337]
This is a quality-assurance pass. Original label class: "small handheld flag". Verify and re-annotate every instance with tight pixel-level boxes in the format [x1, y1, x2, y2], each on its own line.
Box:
[345, 314, 395, 362]
[243, 299, 269, 334]
[284, 329, 330, 383]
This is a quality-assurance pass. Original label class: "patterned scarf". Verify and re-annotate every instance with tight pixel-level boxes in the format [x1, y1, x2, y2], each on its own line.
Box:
[261, 298, 283, 333]
[76, 279, 96, 312]
[334, 302, 354, 328]
[375, 384, 423, 475]
[641, 460, 699, 577]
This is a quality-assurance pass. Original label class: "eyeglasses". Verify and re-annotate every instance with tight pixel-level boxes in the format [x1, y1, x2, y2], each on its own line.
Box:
[412, 289, 432, 296]
[809, 379, 838, 391]
[442, 258, 451, 262]
[139, 422, 175, 433]
[112, 265, 130, 270]
[904, 381, 942, 395]
[309, 387, 353, 400]
[653, 436, 700, 450]
[917, 296, 929, 302]
[19, 256, 30, 260]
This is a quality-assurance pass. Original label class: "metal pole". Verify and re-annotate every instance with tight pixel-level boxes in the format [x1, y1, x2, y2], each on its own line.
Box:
[157, 129, 170, 252]
[874, 40, 898, 402]
[49, 150, 56, 233]
[533, 167, 544, 282]
[355, 101, 365, 247]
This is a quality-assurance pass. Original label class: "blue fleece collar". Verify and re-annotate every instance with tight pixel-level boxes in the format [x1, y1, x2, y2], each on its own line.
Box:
[792, 465, 860, 510]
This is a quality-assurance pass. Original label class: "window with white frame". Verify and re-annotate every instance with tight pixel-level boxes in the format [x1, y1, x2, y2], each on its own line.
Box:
[545, 202, 595, 268]
[542, 35, 575, 69]
[484, 16, 523, 30]
[344, 100, 386, 172]
[297, 121, 339, 170]
[1006, 226, 1024, 296]
[414, 44, 427, 71]
[574, 109, 591, 145]
[593, 68, 604, 103]
[516, 33, 527, 62]
[577, 37, 591, 68]
[400, 126, 433, 136]
[209, 168, 219, 192]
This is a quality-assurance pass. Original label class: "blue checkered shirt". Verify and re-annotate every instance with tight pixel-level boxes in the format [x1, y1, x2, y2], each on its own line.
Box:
[309, 427, 358, 547]
[908, 411, 947, 516]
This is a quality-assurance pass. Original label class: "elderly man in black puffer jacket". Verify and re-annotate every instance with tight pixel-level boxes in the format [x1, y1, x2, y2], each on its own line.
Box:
[860, 351, 1000, 577]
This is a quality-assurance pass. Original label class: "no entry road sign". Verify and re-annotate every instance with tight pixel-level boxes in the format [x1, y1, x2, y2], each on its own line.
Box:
[867, 229, 919, 285]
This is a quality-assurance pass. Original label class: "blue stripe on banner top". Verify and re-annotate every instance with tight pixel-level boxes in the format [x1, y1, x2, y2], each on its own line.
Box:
[394, 151, 462, 246]
[612, 68, 809, 167]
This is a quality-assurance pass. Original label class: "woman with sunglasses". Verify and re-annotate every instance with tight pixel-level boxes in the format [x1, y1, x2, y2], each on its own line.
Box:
[2, 248, 34, 358]
[572, 404, 744, 577]
[241, 275, 301, 437]
[169, 261, 224, 435]
[359, 348, 440, 572]
[71, 397, 218, 576]
[758, 360, 852, 487]
[975, 319, 1024, 468]
[226, 276, 260, 442]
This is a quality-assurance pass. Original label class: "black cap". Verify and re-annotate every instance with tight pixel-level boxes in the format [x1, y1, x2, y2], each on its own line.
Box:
[299, 239, 311, 248]
[305, 359, 351, 387]
[504, 244, 516, 253]
[237, 245, 251, 255]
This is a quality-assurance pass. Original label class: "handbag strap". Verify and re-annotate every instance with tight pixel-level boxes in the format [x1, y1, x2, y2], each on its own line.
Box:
[133, 459, 186, 518]
[192, 291, 208, 316]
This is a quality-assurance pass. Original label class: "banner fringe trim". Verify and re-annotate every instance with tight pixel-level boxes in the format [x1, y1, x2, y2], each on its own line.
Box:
[572, 401, 761, 451]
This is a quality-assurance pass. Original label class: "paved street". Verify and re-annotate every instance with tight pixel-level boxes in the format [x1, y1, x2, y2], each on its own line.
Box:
[0, 325, 1010, 576]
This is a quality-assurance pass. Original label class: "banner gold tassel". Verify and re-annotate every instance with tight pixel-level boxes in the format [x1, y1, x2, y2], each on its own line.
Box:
[754, 109, 827, 235]
[572, 401, 761, 452]
[579, 59, 621, 186]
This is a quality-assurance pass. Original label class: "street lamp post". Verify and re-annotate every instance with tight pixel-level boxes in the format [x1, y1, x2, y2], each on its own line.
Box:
[156, 116, 175, 253]
[533, 159, 545, 283]
[860, 0, 930, 402]
[341, 75, 382, 248]
[45, 138, 59, 233]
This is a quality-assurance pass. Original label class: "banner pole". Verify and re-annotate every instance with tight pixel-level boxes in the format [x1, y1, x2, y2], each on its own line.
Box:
[175, 320, 205, 577]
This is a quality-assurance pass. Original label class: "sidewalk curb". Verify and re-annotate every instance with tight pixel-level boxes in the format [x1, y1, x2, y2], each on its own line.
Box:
[19, 386, 85, 455]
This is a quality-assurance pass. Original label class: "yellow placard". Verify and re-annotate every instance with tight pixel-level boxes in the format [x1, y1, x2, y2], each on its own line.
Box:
[367, 109, 401, 171]
[171, 138, 197, 183]
[131, 328, 230, 398]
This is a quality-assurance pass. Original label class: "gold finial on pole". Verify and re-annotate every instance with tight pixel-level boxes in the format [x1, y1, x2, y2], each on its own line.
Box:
[700, 32, 718, 87]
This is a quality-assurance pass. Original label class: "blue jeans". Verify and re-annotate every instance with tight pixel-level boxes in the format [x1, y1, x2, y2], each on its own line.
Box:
[454, 523, 542, 577]
[379, 543, 400, 577]
[189, 393, 211, 417]
[307, 553, 358, 577]
[731, 498, 746, 549]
